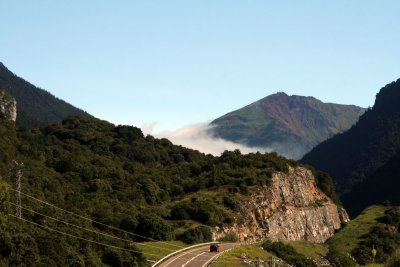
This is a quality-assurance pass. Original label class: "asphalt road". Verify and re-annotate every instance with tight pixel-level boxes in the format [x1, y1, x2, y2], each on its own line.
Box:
[157, 243, 238, 267]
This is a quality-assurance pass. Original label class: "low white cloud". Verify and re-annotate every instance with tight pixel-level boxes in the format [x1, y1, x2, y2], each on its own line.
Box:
[148, 122, 271, 156]
[141, 122, 157, 135]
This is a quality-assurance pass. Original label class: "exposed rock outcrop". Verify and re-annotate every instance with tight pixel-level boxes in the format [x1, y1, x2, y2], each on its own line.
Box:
[0, 89, 17, 122]
[214, 166, 349, 243]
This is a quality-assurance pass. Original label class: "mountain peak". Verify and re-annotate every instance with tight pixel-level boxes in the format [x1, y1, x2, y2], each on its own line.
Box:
[265, 91, 289, 99]
[260, 91, 322, 104]
[374, 78, 400, 112]
[211, 92, 365, 159]
[272, 91, 289, 96]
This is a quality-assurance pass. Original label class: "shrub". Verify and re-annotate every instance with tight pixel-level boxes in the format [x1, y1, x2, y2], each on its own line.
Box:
[222, 196, 240, 211]
[218, 232, 238, 242]
[135, 214, 174, 241]
[327, 248, 357, 267]
[170, 198, 227, 226]
[262, 241, 317, 267]
[386, 249, 400, 267]
[178, 226, 212, 244]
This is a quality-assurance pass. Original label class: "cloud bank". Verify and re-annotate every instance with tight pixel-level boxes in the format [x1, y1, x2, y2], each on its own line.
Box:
[147, 122, 271, 156]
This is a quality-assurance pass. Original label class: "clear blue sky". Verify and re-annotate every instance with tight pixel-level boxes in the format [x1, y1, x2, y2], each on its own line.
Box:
[1, 1, 399, 131]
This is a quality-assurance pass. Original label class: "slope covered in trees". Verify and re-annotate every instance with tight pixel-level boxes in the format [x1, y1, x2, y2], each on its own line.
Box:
[301, 79, 400, 202]
[211, 92, 365, 159]
[341, 151, 400, 216]
[0, 115, 339, 266]
[0, 63, 92, 127]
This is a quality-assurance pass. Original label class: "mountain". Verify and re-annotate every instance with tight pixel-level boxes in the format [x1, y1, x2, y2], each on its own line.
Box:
[301, 79, 400, 215]
[0, 115, 345, 266]
[0, 62, 91, 127]
[341, 151, 400, 216]
[210, 92, 365, 159]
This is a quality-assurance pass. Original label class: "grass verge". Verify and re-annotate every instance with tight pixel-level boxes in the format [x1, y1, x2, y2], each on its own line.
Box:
[212, 244, 276, 267]
[134, 241, 189, 261]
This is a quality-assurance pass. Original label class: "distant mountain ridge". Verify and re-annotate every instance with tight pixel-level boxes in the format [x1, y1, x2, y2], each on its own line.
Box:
[301, 79, 400, 216]
[0, 62, 92, 127]
[211, 92, 366, 159]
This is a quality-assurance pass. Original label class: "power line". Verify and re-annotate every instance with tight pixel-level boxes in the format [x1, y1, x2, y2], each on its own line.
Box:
[11, 188, 185, 249]
[7, 201, 179, 253]
[8, 214, 242, 265]
[8, 213, 163, 257]
[8, 195, 239, 260]
[11, 203, 246, 263]
[8, 190, 252, 264]
[10, 161, 23, 218]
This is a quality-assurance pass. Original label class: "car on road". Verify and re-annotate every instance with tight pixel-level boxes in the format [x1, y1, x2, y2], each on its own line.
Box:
[209, 244, 220, 252]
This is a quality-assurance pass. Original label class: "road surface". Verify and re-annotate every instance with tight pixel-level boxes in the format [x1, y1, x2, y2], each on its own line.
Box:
[157, 243, 238, 267]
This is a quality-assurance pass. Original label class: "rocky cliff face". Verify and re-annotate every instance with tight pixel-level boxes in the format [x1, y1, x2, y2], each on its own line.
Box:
[0, 89, 17, 122]
[214, 166, 349, 243]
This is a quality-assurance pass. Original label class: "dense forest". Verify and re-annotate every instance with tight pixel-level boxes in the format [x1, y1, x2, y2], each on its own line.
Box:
[301, 79, 400, 215]
[342, 151, 400, 216]
[0, 115, 338, 266]
[0, 63, 92, 128]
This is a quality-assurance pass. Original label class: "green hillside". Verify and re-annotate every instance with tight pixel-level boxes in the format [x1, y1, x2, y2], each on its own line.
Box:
[327, 205, 387, 258]
[0, 115, 338, 266]
[0, 63, 92, 127]
[211, 92, 365, 159]
[327, 205, 400, 267]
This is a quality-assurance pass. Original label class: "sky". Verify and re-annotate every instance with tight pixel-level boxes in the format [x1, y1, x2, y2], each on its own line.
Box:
[1, 1, 400, 135]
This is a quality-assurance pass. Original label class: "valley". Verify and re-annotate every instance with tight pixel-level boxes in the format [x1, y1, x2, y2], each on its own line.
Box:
[0, 63, 400, 267]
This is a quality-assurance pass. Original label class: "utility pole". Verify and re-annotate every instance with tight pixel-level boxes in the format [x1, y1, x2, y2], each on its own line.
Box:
[11, 161, 23, 218]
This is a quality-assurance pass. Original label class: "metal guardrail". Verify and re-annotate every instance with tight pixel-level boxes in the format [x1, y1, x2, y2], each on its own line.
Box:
[151, 242, 220, 267]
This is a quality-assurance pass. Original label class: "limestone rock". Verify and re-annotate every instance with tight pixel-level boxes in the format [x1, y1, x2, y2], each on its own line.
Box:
[0, 89, 17, 122]
[214, 166, 349, 243]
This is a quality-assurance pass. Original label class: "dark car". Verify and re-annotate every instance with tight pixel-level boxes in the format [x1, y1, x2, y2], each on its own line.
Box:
[209, 244, 220, 252]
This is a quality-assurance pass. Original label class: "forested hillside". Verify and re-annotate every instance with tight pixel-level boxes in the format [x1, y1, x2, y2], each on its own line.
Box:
[302, 79, 400, 216]
[211, 92, 365, 159]
[0, 115, 337, 266]
[342, 151, 400, 216]
[0, 63, 91, 127]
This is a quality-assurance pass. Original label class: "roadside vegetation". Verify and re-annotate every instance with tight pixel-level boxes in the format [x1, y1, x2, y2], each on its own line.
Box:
[212, 244, 276, 267]
[262, 241, 317, 267]
[133, 241, 188, 261]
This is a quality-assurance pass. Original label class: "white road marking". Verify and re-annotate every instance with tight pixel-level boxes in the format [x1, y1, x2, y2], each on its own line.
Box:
[201, 245, 236, 267]
[162, 247, 207, 267]
[201, 252, 221, 267]
[182, 252, 206, 267]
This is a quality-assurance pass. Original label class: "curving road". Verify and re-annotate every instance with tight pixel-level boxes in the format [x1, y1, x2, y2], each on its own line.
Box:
[157, 243, 238, 267]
